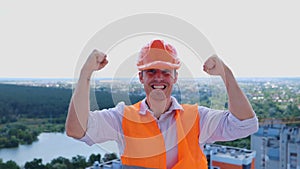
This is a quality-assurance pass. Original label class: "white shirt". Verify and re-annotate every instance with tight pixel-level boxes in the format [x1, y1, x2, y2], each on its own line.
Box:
[79, 97, 258, 168]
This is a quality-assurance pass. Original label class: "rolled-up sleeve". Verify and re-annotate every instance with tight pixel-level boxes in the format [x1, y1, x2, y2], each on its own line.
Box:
[79, 102, 124, 146]
[199, 106, 258, 146]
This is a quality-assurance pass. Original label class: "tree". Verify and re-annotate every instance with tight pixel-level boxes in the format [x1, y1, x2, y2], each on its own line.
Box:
[24, 158, 45, 169]
[0, 159, 20, 169]
[71, 155, 87, 169]
[88, 153, 101, 165]
[102, 153, 118, 162]
[4, 160, 20, 169]
[48, 157, 71, 169]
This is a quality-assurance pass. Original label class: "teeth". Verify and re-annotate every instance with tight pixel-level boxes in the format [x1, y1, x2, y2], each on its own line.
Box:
[152, 85, 166, 89]
[154, 85, 164, 89]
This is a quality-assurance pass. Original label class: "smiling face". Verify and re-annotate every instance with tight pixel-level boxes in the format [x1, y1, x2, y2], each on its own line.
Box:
[139, 69, 178, 114]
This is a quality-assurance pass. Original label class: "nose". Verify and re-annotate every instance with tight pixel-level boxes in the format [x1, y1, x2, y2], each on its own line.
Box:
[153, 70, 163, 80]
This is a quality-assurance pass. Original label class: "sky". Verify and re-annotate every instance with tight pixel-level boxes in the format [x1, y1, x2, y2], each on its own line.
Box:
[0, 0, 299, 79]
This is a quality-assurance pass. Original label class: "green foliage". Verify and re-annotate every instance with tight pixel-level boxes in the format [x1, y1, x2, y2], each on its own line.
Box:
[24, 158, 45, 169]
[0, 123, 39, 148]
[70, 155, 86, 169]
[0, 83, 148, 149]
[0, 159, 20, 169]
[19, 153, 112, 169]
[215, 136, 251, 149]
[0, 84, 72, 121]
[102, 153, 118, 162]
[47, 157, 72, 169]
[88, 153, 101, 165]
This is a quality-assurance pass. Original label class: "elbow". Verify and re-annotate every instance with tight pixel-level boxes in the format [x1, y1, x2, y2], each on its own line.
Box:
[65, 101, 87, 139]
[66, 130, 78, 139]
[66, 127, 85, 139]
[65, 120, 86, 139]
[65, 123, 73, 137]
[250, 110, 259, 132]
[249, 115, 259, 135]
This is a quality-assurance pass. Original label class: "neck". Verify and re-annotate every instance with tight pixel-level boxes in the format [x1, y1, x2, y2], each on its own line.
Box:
[146, 97, 172, 118]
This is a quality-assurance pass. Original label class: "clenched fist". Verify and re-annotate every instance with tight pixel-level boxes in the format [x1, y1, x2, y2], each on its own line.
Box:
[82, 49, 108, 75]
[203, 55, 227, 77]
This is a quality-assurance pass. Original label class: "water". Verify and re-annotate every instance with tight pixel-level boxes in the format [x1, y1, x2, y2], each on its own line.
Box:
[0, 132, 119, 166]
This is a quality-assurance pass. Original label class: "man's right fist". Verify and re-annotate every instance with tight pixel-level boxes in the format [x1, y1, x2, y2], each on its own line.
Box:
[82, 49, 108, 74]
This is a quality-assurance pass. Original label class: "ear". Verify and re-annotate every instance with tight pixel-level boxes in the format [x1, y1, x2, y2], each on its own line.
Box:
[138, 71, 144, 84]
[173, 71, 178, 83]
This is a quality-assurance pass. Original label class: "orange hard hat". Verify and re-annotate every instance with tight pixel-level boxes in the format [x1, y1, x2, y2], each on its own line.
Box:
[137, 39, 181, 71]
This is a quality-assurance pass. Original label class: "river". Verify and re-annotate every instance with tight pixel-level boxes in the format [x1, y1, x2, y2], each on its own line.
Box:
[0, 132, 119, 166]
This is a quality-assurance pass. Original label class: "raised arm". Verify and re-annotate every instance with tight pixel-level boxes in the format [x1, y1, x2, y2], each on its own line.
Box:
[65, 50, 108, 139]
[203, 55, 255, 120]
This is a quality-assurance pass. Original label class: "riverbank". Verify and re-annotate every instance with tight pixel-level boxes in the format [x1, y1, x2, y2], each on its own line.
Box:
[0, 118, 65, 149]
[0, 132, 119, 166]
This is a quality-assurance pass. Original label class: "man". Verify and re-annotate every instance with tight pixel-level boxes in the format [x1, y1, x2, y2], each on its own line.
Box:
[66, 39, 258, 169]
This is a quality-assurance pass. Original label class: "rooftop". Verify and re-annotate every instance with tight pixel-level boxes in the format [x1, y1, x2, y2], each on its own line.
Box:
[204, 144, 256, 166]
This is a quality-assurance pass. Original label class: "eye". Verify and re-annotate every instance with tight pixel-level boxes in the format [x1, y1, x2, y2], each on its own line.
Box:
[161, 69, 173, 76]
[162, 69, 171, 74]
[145, 69, 156, 75]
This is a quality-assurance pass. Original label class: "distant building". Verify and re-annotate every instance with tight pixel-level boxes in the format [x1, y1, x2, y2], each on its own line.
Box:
[251, 124, 300, 169]
[204, 144, 256, 169]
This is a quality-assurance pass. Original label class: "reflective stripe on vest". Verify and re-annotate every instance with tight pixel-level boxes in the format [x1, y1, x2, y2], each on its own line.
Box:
[121, 101, 208, 169]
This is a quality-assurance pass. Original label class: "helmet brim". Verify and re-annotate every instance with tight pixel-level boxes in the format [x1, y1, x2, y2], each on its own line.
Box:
[137, 61, 181, 71]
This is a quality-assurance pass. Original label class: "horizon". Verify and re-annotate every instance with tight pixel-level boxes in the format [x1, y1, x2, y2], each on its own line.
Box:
[1, 76, 300, 81]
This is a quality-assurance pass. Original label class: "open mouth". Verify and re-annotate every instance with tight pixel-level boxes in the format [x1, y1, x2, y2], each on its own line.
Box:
[151, 85, 167, 90]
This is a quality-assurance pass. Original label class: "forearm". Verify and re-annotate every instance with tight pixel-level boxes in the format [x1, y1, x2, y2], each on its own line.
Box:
[66, 70, 92, 138]
[65, 49, 108, 139]
[222, 66, 255, 120]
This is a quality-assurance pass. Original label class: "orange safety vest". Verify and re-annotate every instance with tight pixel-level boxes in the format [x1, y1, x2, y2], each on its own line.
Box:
[121, 101, 208, 169]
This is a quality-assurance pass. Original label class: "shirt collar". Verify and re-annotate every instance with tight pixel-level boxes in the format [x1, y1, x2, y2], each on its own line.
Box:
[139, 96, 183, 115]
